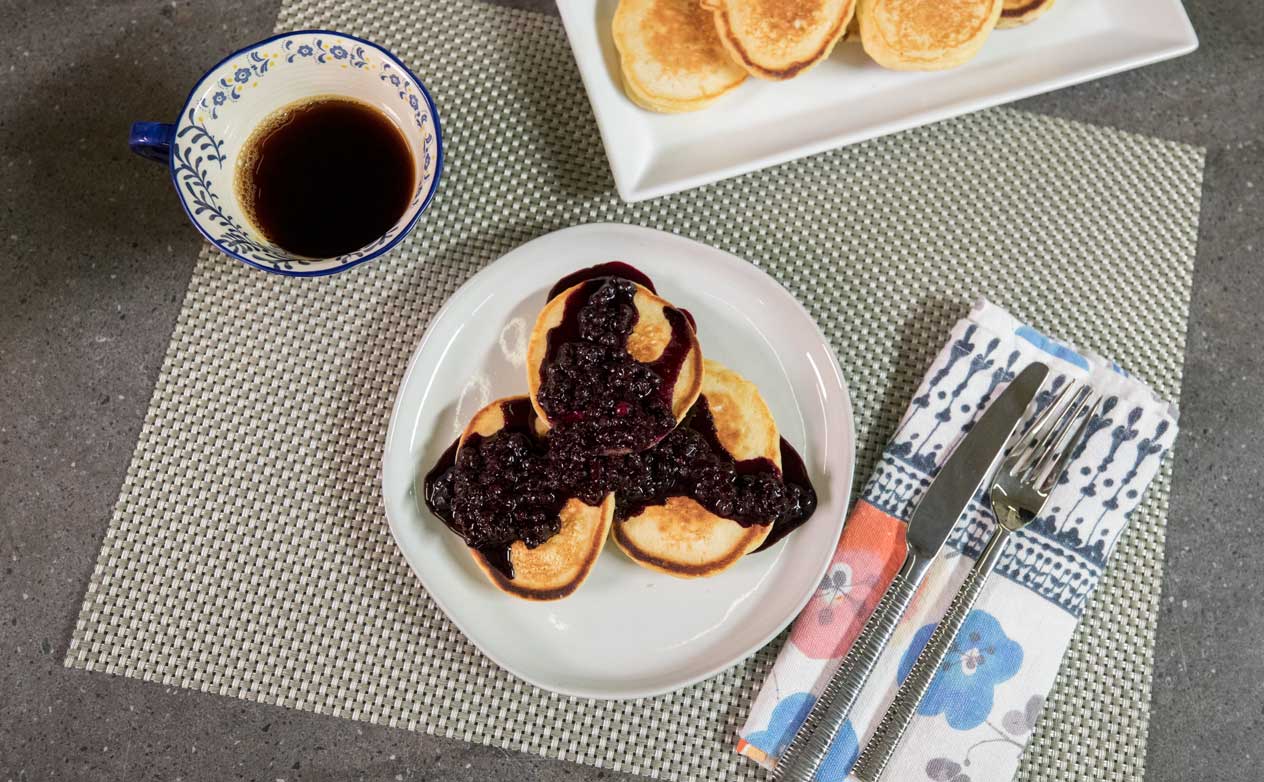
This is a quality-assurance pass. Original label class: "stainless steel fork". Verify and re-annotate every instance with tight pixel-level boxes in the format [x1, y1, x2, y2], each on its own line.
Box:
[851, 382, 1101, 782]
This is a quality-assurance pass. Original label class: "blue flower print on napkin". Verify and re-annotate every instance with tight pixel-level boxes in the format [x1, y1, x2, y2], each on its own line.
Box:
[898, 610, 1023, 730]
[745, 692, 815, 757]
[745, 693, 860, 780]
[814, 720, 859, 782]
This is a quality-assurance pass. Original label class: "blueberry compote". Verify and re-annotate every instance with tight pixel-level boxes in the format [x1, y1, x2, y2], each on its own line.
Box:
[609, 397, 816, 541]
[423, 266, 818, 580]
[424, 398, 567, 580]
[547, 261, 657, 301]
[537, 268, 694, 455]
[752, 438, 817, 552]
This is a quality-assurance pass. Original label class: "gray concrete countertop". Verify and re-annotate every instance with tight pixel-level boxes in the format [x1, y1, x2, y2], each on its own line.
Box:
[1, 1, 1260, 780]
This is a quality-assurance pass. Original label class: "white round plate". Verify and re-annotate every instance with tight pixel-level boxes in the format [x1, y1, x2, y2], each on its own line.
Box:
[382, 223, 855, 699]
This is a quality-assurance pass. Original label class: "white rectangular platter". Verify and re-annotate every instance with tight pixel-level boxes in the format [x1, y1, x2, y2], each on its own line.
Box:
[558, 0, 1197, 202]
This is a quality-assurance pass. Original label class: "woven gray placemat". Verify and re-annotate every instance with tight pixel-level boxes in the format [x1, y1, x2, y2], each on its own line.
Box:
[65, 1, 1204, 780]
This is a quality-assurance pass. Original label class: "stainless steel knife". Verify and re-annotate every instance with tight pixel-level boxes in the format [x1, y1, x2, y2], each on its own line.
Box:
[773, 361, 1050, 782]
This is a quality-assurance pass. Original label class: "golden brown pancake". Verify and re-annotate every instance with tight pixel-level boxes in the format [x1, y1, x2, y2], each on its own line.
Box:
[613, 0, 748, 113]
[858, 0, 1003, 70]
[702, 0, 857, 80]
[526, 277, 703, 449]
[612, 360, 780, 578]
[996, 0, 1054, 28]
[458, 397, 614, 601]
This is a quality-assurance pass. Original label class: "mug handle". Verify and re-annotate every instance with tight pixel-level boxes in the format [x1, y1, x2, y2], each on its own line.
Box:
[129, 121, 175, 164]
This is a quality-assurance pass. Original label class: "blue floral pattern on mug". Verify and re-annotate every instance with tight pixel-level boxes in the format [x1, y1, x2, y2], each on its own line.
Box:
[380, 63, 430, 129]
[195, 36, 418, 147]
[172, 107, 290, 265]
[199, 51, 270, 119]
[283, 37, 368, 67]
[897, 610, 1023, 730]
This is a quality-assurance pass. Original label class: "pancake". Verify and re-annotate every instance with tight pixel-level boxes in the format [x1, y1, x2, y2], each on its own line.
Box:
[702, 0, 857, 80]
[457, 397, 614, 601]
[613, 0, 748, 113]
[469, 497, 613, 601]
[841, 13, 862, 43]
[858, 0, 1003, 71]
[527, 274, 703, 454]
[612, 360, 781, 578]
[996, 0, 1054, 28]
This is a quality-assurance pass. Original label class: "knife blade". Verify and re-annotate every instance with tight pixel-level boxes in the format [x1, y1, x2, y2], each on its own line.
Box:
[905, 361, 1050, 558]
[774, 361, 1049, 782]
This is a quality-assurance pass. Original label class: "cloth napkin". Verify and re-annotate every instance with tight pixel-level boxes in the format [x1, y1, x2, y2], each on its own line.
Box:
[737, 300, 1177, 782]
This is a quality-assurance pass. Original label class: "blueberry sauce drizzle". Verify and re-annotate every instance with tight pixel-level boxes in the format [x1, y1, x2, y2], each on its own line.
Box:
[753, 438, 817, 552]
[610, 397, 817, 537]
[422, 265, 818, 581]
[536, 270, 692, 454]
[424, 398, 559, 580]
[547, 261, 657, 301]
[547, 262, 697, 333]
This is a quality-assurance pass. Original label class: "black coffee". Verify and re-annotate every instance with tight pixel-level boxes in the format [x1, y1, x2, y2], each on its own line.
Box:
[237, 97, 415, 259]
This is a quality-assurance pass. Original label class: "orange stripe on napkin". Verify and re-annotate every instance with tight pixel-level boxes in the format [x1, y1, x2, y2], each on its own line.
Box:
[735, 738, 768, 764]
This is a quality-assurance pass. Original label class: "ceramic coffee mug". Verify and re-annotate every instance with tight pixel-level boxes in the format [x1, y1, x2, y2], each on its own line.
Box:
[130, 30, 443, 276]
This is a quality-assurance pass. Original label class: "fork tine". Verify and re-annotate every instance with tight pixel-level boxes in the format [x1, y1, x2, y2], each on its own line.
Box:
[1025, 386, 1093, 482]
[1009, 382, 1079, 476]
[1038, 394, 1102, 491]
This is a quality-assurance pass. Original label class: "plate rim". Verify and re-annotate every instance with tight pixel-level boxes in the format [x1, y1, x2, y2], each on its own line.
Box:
[381, 222, 856, 699]
[557, 0, 1198, 203]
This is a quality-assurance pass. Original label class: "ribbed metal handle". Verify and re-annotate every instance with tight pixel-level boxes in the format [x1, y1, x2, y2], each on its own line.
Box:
[775, 552, 926, 782]
[852, 528, 1011, 782]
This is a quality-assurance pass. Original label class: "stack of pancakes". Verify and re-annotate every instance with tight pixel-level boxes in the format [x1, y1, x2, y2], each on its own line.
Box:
[610, 0, 1058, 112]
[438, 271, 806, 601]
